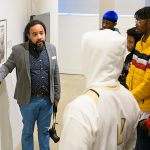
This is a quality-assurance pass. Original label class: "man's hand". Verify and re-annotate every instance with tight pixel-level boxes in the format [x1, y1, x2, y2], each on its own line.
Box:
[53, 99, 59, 113]
[54, 99, 59, 107]
[139, 119, 147, 130]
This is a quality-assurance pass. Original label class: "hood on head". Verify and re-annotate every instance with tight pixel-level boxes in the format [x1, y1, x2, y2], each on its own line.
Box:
[81, 29, 126, 88]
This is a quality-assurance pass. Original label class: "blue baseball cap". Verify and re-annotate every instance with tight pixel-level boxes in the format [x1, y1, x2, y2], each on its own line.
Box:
[103, 10, 118, 23]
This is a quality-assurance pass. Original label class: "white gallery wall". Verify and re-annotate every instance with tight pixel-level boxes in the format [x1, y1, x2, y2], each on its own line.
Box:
[58, 14, 99, 74]
[58, 0, 145, 74]
[0, 0, 58, 149]
[58, 14, 136, 74]
[0, 0, 31, 149]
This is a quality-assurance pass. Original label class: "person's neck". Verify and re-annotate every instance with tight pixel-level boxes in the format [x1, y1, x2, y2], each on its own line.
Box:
[142, 31, 150, 42]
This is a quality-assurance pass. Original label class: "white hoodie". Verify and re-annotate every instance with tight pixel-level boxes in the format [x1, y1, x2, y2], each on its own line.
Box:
[59, 30, 140, 150]
[82, 29, 126, 88]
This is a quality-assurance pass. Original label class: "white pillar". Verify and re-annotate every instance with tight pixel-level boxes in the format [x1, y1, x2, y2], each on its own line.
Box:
[99, 0, 115, 28]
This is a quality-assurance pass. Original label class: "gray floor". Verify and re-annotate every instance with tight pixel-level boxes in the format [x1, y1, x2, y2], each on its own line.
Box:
[16, 74, 86, 150]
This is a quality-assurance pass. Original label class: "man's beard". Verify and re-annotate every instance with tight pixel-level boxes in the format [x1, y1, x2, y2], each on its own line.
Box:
[30, 40, 45, 51]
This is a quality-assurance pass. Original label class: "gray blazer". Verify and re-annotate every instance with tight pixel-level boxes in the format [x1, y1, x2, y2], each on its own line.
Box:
[0, 41, 61, 105]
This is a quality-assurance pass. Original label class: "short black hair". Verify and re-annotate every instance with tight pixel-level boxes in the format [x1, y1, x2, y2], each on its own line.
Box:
[134, 6, 150, 20]
[24, 20, 46, 42]
[127, 27, 142, 44]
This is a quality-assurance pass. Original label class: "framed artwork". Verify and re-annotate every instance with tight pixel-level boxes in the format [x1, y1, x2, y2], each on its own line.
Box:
[0, 19, 7, 64]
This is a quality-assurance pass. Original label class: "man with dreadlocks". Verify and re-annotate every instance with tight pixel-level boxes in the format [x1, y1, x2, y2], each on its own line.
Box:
[126, 6, 150, 150]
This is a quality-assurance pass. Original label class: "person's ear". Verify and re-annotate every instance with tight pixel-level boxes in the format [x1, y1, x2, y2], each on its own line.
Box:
[27, 34, 30, 40]
[114, 22, 117, 26]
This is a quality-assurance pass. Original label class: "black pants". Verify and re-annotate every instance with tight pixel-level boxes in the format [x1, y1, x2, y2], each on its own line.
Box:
[135, 125, 150, 150]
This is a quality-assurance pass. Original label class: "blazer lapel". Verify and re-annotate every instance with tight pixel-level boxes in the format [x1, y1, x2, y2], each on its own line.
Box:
[45, 43, 53, 75]
[24, 42, 31, 80]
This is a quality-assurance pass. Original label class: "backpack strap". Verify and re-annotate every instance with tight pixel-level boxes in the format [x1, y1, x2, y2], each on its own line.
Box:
[85, 85, 119, 105]
[85, 88, 100, 105]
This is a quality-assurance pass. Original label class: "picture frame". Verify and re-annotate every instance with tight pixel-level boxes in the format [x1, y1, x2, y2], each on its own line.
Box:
[0, 19, 7, 64]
